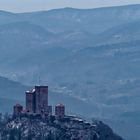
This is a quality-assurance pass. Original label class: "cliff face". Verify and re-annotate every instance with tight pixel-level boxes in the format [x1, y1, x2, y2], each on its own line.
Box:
[0, 115, 123, 140]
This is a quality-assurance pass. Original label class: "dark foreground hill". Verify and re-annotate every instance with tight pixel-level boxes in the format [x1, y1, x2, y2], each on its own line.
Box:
[0, 115, 123, 140]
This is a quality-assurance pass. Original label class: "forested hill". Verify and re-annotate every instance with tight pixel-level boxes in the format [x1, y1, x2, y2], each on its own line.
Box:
[0, 114, 123, 140]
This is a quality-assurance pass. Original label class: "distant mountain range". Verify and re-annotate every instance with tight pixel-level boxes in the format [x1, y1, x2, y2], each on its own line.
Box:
[0, 4, 140, 140]
[0, 76, 27, 112]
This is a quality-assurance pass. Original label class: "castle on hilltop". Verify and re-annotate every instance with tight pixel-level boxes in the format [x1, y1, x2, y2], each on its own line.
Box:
[13, 85, 65, 118]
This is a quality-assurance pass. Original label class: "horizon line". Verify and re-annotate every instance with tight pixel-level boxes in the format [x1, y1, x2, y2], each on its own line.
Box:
[0, 3, 140, 14]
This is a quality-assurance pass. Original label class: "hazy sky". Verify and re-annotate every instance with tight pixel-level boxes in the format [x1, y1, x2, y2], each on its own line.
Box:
[0, 0, 140, 13]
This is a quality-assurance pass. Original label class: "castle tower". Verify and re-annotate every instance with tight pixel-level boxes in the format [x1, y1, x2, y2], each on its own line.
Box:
[13, 104, 23, 115]
[55, 103, 65, 117]
[26, 90, 36, 113]
[35, 86, 48, 114]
